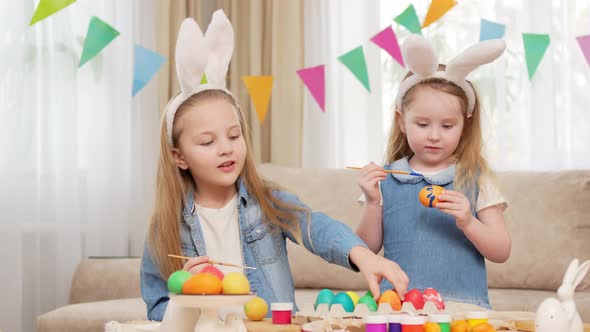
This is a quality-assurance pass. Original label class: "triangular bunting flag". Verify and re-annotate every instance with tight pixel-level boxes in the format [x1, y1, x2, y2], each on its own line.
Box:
[577, 35, 590, 68]
[394, 4, 422, 35]
[200, 74, 208, 84]
[132, 45, 165, 96]
[29, 0, 76, 26]
[422, 0, 457, 28]
[79, 16, 120, 67]
[370, 26, 404, 67]
[338, 46, 371, 92]
[480, 19, 506, 41]
[297, 65, 325, 112]
[522, 33, 550, 80]
[242, 76, 274, 124]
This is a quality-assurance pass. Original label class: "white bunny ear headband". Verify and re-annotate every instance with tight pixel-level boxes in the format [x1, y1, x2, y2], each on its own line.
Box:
[165, 9, 235, 146]
[395, 35, 506, 117]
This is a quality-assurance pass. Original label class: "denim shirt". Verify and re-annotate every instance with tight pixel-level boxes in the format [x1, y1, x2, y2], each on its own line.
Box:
[380, 157, 490, 308]
[140, 178, 367, 321]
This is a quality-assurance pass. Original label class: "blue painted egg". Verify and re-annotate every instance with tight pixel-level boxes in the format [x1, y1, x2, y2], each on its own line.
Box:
[314, 288, 335, 309]
[330, 292, 354, 312]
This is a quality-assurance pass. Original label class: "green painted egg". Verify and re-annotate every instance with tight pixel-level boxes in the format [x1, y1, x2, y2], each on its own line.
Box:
[357, 295, 378, 312]
[167, 270, 192, 294]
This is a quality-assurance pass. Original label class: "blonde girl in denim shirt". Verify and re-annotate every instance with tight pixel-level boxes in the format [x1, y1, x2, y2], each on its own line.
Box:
[356, 36, 511, 308]
[140, 10, 408, 321]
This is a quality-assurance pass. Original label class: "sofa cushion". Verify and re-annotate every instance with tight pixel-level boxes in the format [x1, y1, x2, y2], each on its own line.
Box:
[70, 258, 141, 304]
[37, 298, 146, 332]
[488, 171, 590, 291]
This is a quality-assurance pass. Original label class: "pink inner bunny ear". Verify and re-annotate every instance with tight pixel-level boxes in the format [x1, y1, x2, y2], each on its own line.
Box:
[446, 39, 506, 81]
[572, 260, 590, 289]
[175, 18, 208, 94]
[204, 9, 234, 88]
[402, 35, 438, 77]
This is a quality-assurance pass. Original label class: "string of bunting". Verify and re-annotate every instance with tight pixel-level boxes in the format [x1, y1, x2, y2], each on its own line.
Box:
[29, 0, 590, 121]
[296, 0, 590, 112]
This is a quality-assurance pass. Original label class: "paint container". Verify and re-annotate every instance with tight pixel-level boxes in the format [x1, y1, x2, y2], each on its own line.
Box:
[387, 313, 408, 332]
[365, 314, 388, 332]
[401, 315, 425, 332]
[466, 311, 489, 327]
[428, 313, 452, 332]
[271, 302, 293, 324]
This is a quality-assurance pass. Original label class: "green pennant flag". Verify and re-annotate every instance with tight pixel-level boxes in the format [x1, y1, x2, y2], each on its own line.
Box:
[338, 46, 371, 92]
[200, 74, 208, 84]
[522, 33, 550, 80]
[394, 4, 422, 35]
[30, 0, 76, 26]
[79, 16, 120, 67]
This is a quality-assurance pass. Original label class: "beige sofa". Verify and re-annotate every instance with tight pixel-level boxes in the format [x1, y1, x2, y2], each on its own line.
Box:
[37, 165, 590, 332]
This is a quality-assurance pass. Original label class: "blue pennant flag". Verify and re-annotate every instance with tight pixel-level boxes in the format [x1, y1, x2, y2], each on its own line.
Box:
[132, 44, 165, 96]
[480, 19, 506, 41]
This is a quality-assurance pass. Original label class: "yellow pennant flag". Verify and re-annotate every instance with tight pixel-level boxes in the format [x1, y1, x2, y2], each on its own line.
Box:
[422, 0, 457, 28]
[242, 76, 274, 124]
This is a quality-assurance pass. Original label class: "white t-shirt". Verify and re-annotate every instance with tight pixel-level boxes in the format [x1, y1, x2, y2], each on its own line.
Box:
[196, 194, 244, 274]
[358, 169, 507, 212]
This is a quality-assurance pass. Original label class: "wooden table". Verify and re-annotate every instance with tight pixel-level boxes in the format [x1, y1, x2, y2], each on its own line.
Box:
[245, 319, 301, 332]
[107, 318, 590, 332]
[514, 320, 590, 332]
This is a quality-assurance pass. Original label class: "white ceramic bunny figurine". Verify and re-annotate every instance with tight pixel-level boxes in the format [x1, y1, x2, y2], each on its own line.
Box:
[535, 258, 590, 332]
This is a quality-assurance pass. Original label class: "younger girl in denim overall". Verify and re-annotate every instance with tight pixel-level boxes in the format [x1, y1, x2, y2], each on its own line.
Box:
[356, 35, 512, 308]
[140, 10, 408, 321]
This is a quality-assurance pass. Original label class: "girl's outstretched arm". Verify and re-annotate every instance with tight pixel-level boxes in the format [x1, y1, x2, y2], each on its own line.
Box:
[274, 190, 408, 299]
[437, 190, 511, 263]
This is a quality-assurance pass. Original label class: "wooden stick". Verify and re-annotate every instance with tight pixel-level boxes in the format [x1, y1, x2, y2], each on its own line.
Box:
[167, 254, 257, 270]
[346, 166, 422, 177]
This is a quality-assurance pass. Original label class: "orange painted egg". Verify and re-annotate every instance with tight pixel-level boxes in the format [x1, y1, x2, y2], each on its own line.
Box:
[418, 185, 444, 208]
[182, 272, 222, 295]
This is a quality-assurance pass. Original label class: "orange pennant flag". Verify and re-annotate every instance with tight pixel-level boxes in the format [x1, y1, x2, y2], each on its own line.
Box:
[242, 76, 274, 124]
[422, 0, 457, 28]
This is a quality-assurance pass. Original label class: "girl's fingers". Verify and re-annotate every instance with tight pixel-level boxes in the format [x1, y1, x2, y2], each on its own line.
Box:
[361, 172, 386, 187]
[383, 267, 408, 299]
[362, 162, 384, 174]
[438, 194, 467, 204]
[183, 256, 209, 272]
[435, 202, 461, 210]
[442, 190, 466, 199]
[363, 169, 386, 180]
[438, 208, 459, 218]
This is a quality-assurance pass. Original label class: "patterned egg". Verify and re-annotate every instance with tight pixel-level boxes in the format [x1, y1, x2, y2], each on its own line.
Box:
[423, 287, 445, 310]
[418, 185, 444, 208]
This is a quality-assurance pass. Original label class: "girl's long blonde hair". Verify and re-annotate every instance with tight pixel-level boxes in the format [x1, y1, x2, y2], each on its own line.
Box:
[385, 64, 493, 196]
[149, 89, 305, 278]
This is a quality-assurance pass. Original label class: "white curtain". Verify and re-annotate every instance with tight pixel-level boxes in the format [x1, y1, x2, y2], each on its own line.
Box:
[302, 0, 385, 168]
[0, 1, 159, 331]
[302, 0, 590, 171]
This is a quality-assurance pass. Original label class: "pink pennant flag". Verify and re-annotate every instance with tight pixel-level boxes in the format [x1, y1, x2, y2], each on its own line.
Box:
[577, 35, 590, 67]
[297, 65, 325, 112]
[370, 26, 404, 67]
